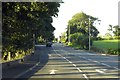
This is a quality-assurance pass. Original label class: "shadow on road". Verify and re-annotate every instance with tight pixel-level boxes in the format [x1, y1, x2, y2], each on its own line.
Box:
[2, 45, 51, 80]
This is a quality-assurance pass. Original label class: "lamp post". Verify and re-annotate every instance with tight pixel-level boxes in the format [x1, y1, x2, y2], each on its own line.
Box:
[33, 33, 35, 54]
[68, 25, 70, 44]
[88, 17, 91, 52]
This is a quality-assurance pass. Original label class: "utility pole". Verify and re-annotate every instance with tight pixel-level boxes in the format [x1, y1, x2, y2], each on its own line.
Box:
[89, 17, 91, 52]
[33, 34, 35, 54]
[68, 25, 70, 44]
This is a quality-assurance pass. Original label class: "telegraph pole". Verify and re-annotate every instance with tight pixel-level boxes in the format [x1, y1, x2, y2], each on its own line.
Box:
[89, 17, 91, 52]
[68, 25, 70, 43]
[33, 34, 35, 54]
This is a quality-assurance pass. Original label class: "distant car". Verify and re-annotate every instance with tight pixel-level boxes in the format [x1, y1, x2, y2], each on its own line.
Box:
[46, 42, 52, 47]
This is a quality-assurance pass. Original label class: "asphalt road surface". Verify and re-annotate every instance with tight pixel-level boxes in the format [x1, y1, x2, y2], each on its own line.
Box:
[2, 43, 120, 80]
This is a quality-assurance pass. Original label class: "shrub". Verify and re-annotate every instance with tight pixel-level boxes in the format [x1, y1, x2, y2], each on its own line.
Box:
[107, 48, 120, 55]
[91, 46, 105, 53]
[70, 32, 93, 50]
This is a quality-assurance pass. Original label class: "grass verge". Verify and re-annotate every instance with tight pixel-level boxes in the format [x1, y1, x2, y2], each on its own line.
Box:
[92, 40, 120, 55]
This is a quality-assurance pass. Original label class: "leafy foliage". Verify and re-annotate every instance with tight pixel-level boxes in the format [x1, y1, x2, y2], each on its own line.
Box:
[70, 33, 93, 49]
[107, 48, 120, 55]
[106, 24, 120, 39]
[2, 2, 60, 60]
[67, 12, 100, 50]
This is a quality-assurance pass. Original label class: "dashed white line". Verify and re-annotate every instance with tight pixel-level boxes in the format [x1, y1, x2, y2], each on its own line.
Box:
[83, 74, 89, 80]
[77, 68, 82, 72]
[52, 47, 89, 80]
[63, 57, 66, 59]
[76, 68, 89, 80]
[73, 64, 76, 67]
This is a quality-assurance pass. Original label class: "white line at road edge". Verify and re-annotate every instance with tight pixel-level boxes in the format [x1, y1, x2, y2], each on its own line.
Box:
[96, 69, 107, 74]
[95, 69, 105, 74]
[80, 56, 119, 70]
[52, 46, 89, 80]
[14, 62, 40, 78]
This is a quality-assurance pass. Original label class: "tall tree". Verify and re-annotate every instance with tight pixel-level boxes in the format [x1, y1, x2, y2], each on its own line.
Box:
[113, 25, 120, 36]
[2, 2, 60, 60]
[67, 12, 100, 40]
[66, 12, 100, 49]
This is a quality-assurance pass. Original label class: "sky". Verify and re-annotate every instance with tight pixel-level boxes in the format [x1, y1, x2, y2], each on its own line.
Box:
[52, 0, 120, 38]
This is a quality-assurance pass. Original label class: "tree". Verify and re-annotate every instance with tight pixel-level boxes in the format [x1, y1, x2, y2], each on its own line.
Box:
[59, 32, 67, 43]
[107, 25, 120, 39]
[66, 12, 100, 49]
[104, 33, 112, 40]
[2, 2, 60, 60]
[67, 12, 100, 39]
[113, 25, 120, 36]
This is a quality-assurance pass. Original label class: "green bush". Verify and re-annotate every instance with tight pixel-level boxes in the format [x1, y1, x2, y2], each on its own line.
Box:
[91, 46, 105, 53]
[107, 48, 120, 55]
[70, 33, 93, 50]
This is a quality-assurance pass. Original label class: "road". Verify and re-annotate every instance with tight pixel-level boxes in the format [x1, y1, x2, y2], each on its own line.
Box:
[2, 43, 120, 80]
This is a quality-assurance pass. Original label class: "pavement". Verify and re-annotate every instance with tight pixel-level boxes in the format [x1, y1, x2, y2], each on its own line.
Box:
[2, 43, 120, 80]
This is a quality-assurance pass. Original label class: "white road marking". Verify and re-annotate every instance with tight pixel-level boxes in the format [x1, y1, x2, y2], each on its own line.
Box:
[79, 56, 119, 70]
[93, 61, 98, 63]
[63, 57, 66, 59]
[66, 59, 69, 62]
[77, 68, 88, 80]
[14, 62, 40, 78]
[69, 61, 72, 63]
[50, 69, 57, 74]
[52, 47, 89, 80]
[73, 64, 76, 67]
[101, 54, 107, 56]
[113, 67, 119, 70]
[87, 59, 92, 61]
[77, 68, 82, 72]
[83, 74, 88, 80]
[49, 54, 51, 57]
[101, 63, 112, 68]
[95, 69, 107, 74]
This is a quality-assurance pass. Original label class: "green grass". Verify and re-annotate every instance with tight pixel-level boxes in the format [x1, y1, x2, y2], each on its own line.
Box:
[93, 40, 120, 50]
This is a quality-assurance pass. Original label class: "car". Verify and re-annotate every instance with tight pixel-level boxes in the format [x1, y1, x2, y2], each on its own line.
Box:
[46, 42, 52, 47]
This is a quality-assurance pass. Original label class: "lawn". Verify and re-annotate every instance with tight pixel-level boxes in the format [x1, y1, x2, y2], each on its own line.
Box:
[93, 40, 120, 50]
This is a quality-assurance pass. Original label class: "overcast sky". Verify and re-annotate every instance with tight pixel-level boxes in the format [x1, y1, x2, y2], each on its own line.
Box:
[52, 0, 119, 38]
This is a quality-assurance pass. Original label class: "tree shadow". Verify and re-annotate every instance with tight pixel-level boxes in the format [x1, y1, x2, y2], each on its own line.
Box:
[2, 45, 50, 80]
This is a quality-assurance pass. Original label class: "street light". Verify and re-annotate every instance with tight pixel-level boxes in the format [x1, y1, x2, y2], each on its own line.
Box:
[89, 17, 91, 52]
[68, 25, 70, 44]
[33, 33, 35, 54]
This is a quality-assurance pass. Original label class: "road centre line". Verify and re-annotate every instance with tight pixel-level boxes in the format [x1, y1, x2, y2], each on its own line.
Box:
[76, 68, 88, 80]
[52, 47, 89, 80]
[73, 64, 77, 67]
